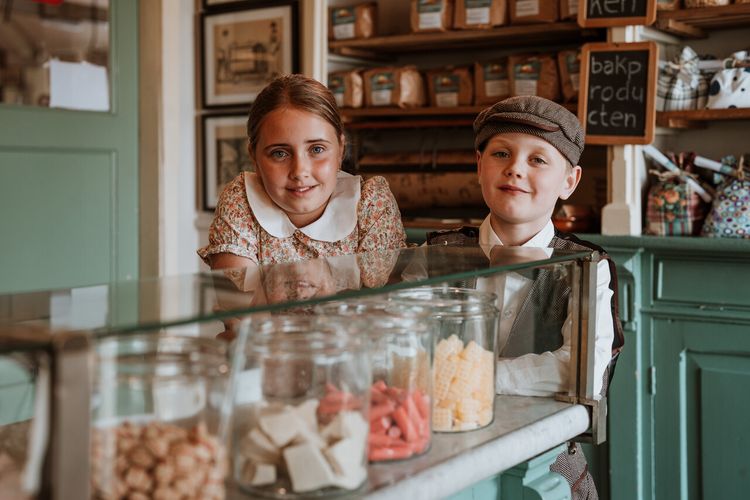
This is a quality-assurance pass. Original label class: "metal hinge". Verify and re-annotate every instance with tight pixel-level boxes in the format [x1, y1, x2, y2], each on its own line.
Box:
[648, 366, 656, 395]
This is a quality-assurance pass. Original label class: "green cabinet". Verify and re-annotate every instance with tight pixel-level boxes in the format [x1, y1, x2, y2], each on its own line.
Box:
[585, 236, 750, 500]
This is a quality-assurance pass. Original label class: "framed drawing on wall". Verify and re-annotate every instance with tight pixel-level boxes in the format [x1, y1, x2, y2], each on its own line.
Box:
[201, 1, 299, 108]
[201, 113, 254, 212]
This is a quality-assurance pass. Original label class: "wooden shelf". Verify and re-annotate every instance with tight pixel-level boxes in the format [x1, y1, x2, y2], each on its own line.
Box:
[657, 108, 750, 128]
[329, 22, 603, 55]
[342, 104, 578, 127]
[656, 4, 750, 38]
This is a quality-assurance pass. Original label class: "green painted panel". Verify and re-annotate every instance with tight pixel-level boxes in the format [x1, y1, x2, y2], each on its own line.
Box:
[0, 1, 138, 293]
[0, 358, 35, 425]
[0, 150, 113, 293]
[654, 256, 750, 310]
[698, 356, 750, 499]
[653, 318, 750, 500]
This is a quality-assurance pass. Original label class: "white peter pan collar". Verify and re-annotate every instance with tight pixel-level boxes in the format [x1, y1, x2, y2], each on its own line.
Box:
[243, 171, 361, 241]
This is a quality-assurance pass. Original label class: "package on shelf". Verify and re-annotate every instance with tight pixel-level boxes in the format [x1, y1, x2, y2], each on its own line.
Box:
[707, 51, 750, 110]
[508, 53, 561, 102]
[656, 0, 681, 9]
[559, 0, 579, 20]
[453, 0, 508, 29]
[328, 70, 364, 109]
[509, 0, 559, 24]
[702, 155, 750, 239]
[426, 66, 474, 107]
[363, 66, 425, 108]
[474, 59, 510, 104]
[557, 49, 581, 103]
[684, 0, 730, 7]
[328, 2, 377, 41]
[645, 151, 711, 237]
[656, 46, 713, 112]
[411, 0, 455, 32]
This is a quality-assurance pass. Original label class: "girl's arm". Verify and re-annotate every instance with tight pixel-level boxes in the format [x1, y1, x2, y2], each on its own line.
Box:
[209, 252, 254, 270]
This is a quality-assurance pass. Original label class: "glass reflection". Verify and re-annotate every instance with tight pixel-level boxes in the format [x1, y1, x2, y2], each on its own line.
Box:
[0, 0, 110, 110]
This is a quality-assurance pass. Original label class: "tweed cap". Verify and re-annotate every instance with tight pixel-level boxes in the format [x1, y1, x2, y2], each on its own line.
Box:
[473, 96, 585, 166]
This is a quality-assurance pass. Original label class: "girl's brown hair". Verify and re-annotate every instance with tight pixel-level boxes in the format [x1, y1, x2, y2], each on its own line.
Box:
[246, 74, 344, 155]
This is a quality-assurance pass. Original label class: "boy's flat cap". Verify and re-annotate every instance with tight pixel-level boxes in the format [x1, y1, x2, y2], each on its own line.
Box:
[473, 96, 585, 166]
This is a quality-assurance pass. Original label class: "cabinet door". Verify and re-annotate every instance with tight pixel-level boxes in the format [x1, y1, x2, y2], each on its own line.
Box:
[0, 2, 139, 293]
[652, 316, 750, 500]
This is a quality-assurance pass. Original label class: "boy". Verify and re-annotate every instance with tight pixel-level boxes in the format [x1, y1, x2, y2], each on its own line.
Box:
[427, 96, 624, 499]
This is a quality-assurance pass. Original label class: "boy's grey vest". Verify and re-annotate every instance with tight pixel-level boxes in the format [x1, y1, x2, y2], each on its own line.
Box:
[426, 226, 625, 500]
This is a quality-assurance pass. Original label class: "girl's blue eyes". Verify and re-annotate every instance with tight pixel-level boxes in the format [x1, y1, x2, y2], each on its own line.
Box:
[269, 146, 326, 159]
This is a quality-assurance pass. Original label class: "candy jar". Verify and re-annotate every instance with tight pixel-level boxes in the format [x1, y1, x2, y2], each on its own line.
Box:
[90, 334, 230, 500]
[388, 287, 498, 432]
[232, 315, 370, 498]
[318, 300, 433, 462]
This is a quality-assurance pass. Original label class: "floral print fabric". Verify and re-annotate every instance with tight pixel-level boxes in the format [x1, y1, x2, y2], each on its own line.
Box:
[198, 174, 407, 265]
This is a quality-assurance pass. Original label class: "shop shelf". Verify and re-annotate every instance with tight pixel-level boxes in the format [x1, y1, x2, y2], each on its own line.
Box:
[655, 4, 750, 38]
[656, 108, 750, 128]
[329, 22, 602, 55]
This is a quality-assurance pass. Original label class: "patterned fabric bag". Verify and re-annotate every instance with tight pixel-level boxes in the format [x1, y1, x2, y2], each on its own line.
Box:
[706, 52, 750, 109]
[702, 155, 750, 239]
[646, 158, 708, 236]
[656, 47, 711, 112]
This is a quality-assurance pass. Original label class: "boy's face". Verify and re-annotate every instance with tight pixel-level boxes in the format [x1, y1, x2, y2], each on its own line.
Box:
[477, 132, 581, 233]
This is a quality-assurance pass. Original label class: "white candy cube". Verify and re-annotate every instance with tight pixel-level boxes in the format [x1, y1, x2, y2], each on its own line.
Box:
[259, 409, 305, 448]
[284, 442, 336, 493]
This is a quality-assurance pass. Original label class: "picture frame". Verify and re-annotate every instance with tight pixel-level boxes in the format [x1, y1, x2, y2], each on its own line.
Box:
[200, 1, 299, 108]
[202, 0, 244, 10]
[201, 113, 254, 212]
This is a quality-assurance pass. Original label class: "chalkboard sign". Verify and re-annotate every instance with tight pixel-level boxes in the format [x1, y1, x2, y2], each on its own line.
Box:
[578, 0, 656, 27]
[578, 42, 658, 145]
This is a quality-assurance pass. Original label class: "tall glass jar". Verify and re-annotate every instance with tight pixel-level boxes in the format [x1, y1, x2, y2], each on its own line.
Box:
[388, 287, 498, 432]
[90, 334, 230, 500]
[317, 300, 433, 462]
[232, 315, 370, 498]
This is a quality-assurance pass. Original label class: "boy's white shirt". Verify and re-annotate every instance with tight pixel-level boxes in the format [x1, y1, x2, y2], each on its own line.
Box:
[477, 216, 614, 399]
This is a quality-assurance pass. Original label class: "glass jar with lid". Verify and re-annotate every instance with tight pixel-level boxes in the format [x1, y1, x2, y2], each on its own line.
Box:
[388, 287, 498, 432]
[317, 300, 433, 462]
[232, 315, 370, 498]
[90, 334, 230, 500]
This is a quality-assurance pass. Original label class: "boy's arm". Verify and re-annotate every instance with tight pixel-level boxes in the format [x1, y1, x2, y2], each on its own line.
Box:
[495, 260, 614, 398]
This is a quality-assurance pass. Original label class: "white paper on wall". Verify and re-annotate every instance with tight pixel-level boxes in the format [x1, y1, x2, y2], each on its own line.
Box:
[49, 59, 110, 112]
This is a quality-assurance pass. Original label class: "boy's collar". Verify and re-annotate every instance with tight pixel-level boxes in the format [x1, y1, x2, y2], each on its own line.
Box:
[478, 217, 555, 258]
[243, 171, 361, 241]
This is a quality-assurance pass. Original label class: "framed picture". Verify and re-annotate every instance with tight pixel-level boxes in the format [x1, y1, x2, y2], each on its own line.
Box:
[201, 113, 254, 212]
[202, 0, 243, 9]
[201, 1, 299, 107]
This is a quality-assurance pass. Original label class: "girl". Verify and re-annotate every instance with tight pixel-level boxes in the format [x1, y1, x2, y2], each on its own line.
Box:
[198, 74, 407, 270]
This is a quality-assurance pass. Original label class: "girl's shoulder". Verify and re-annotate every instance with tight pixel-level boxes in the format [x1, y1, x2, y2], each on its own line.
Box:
[359, 175, 395, 206]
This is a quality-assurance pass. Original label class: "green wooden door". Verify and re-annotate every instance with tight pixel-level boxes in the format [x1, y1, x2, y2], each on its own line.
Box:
[0, 2, 139, 293]
[652, 316, 750, 500]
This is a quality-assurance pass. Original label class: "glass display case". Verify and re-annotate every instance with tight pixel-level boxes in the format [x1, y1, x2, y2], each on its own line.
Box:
[0, 245, 607, 499]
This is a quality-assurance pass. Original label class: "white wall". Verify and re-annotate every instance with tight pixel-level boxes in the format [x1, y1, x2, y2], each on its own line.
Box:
[162, 0, 201, 275]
